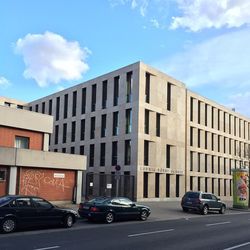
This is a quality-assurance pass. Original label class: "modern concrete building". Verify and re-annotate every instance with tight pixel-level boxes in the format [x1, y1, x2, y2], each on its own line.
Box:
[0, 100, 86, 203]
[27, 62, 250, 201]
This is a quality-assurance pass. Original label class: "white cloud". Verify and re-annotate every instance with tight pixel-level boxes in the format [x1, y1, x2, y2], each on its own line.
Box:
[0, 76, 11, 89]
[170, 0, 250, 31]
[156, 29, 250, 88]
[150, 18, 160, 28]
[15, 31, 90, 87]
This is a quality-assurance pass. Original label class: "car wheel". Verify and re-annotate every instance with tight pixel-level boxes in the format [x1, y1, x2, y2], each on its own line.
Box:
[182, 207, 189, 212]
[219, 205, 226, 214]
[140, 210, 148, 221]
[201, 205, 208, 215]
[105, 212, 114, 224]
[64, 214, 74, 228]
[1, 218, 16, 233]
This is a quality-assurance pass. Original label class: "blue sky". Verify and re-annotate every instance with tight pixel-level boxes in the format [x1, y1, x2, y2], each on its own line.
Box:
[1, 0, 250, 117]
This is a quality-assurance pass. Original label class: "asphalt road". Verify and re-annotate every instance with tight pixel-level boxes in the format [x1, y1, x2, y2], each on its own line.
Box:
[1, 211, 250, 250]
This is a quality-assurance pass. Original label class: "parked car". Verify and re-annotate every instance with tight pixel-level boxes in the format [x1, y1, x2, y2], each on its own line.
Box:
[181, 191, 226, 215]
[0, 195, 78, 233]
[78, 197, 151, 223]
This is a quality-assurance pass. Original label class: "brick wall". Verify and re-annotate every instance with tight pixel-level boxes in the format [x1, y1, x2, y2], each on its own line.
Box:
[0, 166, 8, 196]
[19, 167, 76, 201]
[0, 126, 43, 150]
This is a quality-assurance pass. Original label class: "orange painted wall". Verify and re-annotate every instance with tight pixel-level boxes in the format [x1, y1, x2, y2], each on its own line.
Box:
[0, 166, 8, 196]
[0, 126, 43, 150]
[19, 167, 76, 201]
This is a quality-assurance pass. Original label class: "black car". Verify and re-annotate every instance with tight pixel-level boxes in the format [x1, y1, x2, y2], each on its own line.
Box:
[181, 191, 226, 215]
[0, 195, 78, 233]
[78, 197, 151, 223]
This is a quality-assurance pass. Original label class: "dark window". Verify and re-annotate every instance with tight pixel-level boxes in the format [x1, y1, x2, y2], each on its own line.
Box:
[80, 145, 84, 155]
[71, 121, 76, 142]
[62, 148, 66, 153]
[190, 152, 193, 171]
[113, 76, 119, 106]
[101, 114, 106, 137]
[224, 179, 227, 196]
[63, 123, 67, 143]
[205, 131, 208, 149]
[15, 136, 29, 149]
[91, 84, 96, 112]
[223, 112, 226, 132]
[144, 109, 149, 134]
[102, 80, 107, 109]
[198, 153, 201, 172]
[156, 113, 160, 137]
[218, 179, 221, 196]
[125, 140, 131, 165]
[29, 106, 32, 111]
[198, 177, 201, 191]
[89, 144, 95, 167]
[126, 71, 132, 103]
[144, 140, 149, 166]
[0, 170, 6, 181]
[205, 104, 208, 126]
[190, 97, 193, 122]
[64, 94, 68, 119]
[155, 173, 160, 198]
[56, 97, 60, 121]
[54, 125, 59, 145]
[211, 107, 214, 129]
[42, 102, 45, 114]
[70, 146, 75, 154]
[35, 104, 39, 112]
[90, 117, 95, 139]
[166, 174, 170, 197]
[112, 141, 118, 166]
[81, 119, 85, 140]
[167, 82, 171, 111]
[212, 178, 215, 194]
[218, 110, 220, 130]
[49, 99, 52, 115]
[218, 157, 220, 174]
[205, 178, 208, 192]
[81, 88, 86, 114]
[212, 156, 214, 173]
[145, 72, 150, 103]
[198, 129, 201, 148]
[113, 111, 119, 136]
[143, 172, 148, 198]
[72, 91, 77, 116]
[176, 175, 180, 197]
[166, 145, 171, 168]
[100, 143, 106, 166]
[125, 109, 132, 134]
[198, 101, 201, 124]
[190, 127, 193, 146]
[205, 154, 208, 173]
[190, 176, 193, 190]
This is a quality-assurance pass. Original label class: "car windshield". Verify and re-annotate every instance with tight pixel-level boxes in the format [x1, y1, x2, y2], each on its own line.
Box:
[0, 196, 12, 206]
[186, 192, 199, 198]
[88, 197, 110, 204]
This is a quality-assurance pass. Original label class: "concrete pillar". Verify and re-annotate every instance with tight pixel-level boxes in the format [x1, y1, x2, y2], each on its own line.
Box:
[8, 166, 17, 195]
[76, 171, 83, 204]
[43, 133, 50, 151]
[159, 174, 166, 198]
[148, 173, 155, 198]
[170, 174, 176, 198]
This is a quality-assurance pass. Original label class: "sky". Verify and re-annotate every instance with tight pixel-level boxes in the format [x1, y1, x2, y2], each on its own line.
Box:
[1, 0, 250, 117]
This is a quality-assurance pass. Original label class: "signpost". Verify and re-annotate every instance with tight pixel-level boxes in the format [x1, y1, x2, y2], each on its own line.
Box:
[115, 165, 121, 196]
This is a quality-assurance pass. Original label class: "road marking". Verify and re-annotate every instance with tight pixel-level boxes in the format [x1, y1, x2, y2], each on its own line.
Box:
[224, 242, 250, 250]
[33, 246, 60, 250]
[206, 221, 231, 227]
[128, 229, 174, 237]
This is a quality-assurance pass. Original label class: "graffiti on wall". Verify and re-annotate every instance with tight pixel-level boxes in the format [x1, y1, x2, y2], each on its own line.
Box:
[21, 169, 70, 196]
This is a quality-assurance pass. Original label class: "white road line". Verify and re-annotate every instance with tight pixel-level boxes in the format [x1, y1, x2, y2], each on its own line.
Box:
[206, 221, 231, 227]
[128, 229, 174, 237]
[33, 246, 60, 250]
[224, 242, 250, 250]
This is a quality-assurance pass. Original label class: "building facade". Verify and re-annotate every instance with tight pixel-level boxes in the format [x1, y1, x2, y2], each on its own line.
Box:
[28, 62, 250, 201]
[0, 101, 86, 203]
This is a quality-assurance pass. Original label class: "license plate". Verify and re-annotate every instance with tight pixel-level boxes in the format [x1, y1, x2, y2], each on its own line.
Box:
[83, 206, 89, 209]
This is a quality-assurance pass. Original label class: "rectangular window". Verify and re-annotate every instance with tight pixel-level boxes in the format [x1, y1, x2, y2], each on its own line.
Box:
[42, 102, 45, 114]
[205, 178, 208, 192]
[29, 106, 32, 111]
[190, 127, 193, 146]
[17, 105, 23, 109]
[89, 144, 95, 167]
[212, 178, 215, 194]
[205, 104, 208, 126]
[102, 80, 108, 109]
[224, 112, 226, 132]
[91, 84, 96, 112]
[190, 97, 193, 122]
[218, 157, 220, 174]
[63, 123, 67, 143]
[113, 76, 119, 106]
[54, 125, 59, 145]
[126, 71, 132, 103]
[234, 117, 236, 136]
[198, 129, 201, 148]
[71, 121, 76, 142]
[112, 141, 118, 166]
[144, 109, 149, 134]
[198, 177, 201, 191]
[190, 176, 193, 190]
[155, 173, 160, 198]
[90, 117, 95, 139]
[101, 114, 107, 137]
[80, 145, 84, 155]
[190, 152, 193, 171]
[125, 140, 131, 165]
[113, 111, 119, 136]
[70, 146, 75, 154]
[35, 104, 39, 112]
[198, 101, 201, 124]
[143, 172, 148, 198]
[167, 82, 171, 111]
[145, 72, 150, 103]
[229, 115, 231, 134]
[218, 110, 220, 130]
[212, 155, 214, 173]
[212, 133, 214, 151]
[15, 136, 29, 149]
[125, 109, 132, 134]
[81, 88, 86, 114]
[166, 145, 171, 168]
[166, 174, 170, 197]
[205, 131, 208, 149]
[211, 107, 214, 129]
[100, 143, 106, 166]
[224, 137, 226, 154]
[56, 97, 60, 121]
[81, 119, 85, 140]
[198, 153, 201, 172]
[205, 154, 208, 173]
[49, 99, 52, 115]
[0, 170, 6, 181]
[156, 113, 161, 137]
[144, 140, 149, 166]
[218, 135, 220, 152]
[64, 94, 68, 119]
[218, 179, 221, 196]
[176, 175, 180, 197]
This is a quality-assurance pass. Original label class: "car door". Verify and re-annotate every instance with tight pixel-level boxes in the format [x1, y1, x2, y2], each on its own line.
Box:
[32, 197, 62, 225]
[119, 198, 139, 220]
[210, 194, 221, 210]
[110, 199, 124, 220]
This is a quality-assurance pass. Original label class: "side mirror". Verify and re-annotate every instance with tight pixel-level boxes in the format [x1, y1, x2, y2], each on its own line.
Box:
[131, 203, 136, 207]
[217, 198, 221, 201]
